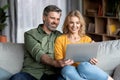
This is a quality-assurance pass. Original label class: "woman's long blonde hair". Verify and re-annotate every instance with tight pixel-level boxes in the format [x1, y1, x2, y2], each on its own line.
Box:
[62, 10, 86, 37]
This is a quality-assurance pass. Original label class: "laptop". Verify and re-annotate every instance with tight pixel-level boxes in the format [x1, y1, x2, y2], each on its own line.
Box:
[65, 42, 100, 62]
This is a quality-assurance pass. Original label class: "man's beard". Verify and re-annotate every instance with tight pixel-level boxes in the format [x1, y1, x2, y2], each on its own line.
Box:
[47, 23, 58, 31]
[47, 26, 56, 31]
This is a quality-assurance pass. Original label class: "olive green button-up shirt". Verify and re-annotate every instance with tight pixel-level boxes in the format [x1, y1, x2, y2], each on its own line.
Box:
[22, 24, 62, 80]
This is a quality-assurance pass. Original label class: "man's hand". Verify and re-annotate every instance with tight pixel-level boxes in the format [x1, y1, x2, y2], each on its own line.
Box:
[41, 54, 74, 68]
[53, 59, 74, 67]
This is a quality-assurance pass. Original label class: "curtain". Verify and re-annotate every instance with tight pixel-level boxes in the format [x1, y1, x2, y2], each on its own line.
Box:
[67, 0, 82, 13]
[8, 0, 17, 42]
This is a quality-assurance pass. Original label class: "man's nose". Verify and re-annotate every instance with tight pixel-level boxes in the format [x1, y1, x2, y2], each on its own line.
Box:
[54, 19, 59, 24]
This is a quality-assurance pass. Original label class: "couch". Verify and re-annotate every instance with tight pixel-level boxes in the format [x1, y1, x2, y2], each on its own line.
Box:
[0, 40, 120, 80]
[0, 43, 24, 80]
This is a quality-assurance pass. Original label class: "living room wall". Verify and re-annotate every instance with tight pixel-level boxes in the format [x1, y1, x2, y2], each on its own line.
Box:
[0, 0, 82, 43]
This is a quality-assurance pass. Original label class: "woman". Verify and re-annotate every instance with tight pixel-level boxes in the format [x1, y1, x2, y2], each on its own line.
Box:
[54, 10, 113, 80]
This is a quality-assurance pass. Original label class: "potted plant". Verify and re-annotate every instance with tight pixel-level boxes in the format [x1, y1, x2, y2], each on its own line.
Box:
[0, 4, 8, 42]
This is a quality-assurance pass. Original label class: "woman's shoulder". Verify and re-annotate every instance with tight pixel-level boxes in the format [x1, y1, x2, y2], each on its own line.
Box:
[56, 34, 67, 39]
[83, 35, 91, 39]
[55, 34, 67, 45]
[81, 35, 92, 42]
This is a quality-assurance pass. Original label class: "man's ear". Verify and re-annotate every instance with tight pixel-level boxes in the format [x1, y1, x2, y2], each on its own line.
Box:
[43, 15, 46, 21]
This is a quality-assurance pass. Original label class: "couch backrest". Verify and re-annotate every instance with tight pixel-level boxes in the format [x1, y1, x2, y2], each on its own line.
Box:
[0, 42, 24, 75]
[0, 40, 120, 79]
[96, 40, 120, 76]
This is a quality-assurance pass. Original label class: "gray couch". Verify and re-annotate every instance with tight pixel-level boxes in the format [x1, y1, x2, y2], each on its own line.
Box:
[0, 43, 24, 80]
[0, 40, 120, 80]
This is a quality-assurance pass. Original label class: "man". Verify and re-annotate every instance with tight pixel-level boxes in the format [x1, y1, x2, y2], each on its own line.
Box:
[9, 5, 65, 80]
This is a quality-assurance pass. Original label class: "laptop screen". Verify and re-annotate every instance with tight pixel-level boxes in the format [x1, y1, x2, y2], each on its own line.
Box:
[65, 42, 100, 62]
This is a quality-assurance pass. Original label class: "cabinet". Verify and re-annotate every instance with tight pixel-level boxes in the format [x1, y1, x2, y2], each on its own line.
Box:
[83, 0, 120, 42]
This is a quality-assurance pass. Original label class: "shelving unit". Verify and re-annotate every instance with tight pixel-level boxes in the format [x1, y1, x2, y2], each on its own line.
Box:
[83, 0, 120, 42]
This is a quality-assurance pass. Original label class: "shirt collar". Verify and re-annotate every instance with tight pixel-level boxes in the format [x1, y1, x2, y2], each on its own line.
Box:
[37, 24, 57, 35]
[37, 24, 46, 34]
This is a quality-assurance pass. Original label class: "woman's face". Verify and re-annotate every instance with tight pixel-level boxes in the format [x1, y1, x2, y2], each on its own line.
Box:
[68, 16, 81, 34]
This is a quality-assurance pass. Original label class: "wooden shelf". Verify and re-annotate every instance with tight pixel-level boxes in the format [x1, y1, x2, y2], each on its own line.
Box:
[83, 0, 120, 41]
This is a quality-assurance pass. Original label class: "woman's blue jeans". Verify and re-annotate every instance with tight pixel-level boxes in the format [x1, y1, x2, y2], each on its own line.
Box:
[61, 62, 108, 80]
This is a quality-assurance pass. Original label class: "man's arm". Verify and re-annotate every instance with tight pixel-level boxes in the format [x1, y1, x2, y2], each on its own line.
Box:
[40, 54, 64, 67]
[24, 32, 47, 63]
[24, 32, 65, 67]
[41, 54, 74, 68]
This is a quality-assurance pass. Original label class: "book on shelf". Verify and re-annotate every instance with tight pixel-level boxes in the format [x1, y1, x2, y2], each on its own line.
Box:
[98, 5, 103, 16]
[87, 23, 95, 33]
[86, 9, 97, 16]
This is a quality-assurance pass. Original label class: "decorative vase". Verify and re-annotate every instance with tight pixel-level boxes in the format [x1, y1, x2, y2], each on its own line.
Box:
[0, 35, 7, 43]
[108, 24, 117, 35]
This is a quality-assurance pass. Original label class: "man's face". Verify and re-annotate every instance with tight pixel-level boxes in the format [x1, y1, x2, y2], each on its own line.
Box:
[43, 12, 61, 31]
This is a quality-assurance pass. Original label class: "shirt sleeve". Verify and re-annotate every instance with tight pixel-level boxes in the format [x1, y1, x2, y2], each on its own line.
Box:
[54, 36, 64, 60]
[24, 32, 47, 63]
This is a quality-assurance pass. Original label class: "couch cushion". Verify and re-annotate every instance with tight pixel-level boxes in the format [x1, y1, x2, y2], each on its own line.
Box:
[0, 43, 24, 75]
[96, 40, 120, 75]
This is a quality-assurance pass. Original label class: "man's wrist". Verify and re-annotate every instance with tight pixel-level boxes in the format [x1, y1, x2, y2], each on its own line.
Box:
[51, 60, 58, 67]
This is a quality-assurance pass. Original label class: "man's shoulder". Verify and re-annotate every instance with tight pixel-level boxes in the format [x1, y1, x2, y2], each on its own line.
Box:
[25, 24, 43, 34]
[25, 28, 37, 34]
[54, 30, 61, 33]
[54, 30, 62, 35]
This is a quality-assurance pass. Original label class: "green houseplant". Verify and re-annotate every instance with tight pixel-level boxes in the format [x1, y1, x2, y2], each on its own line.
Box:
[0, 4, 8, 42]
[0, 4, 8, 34]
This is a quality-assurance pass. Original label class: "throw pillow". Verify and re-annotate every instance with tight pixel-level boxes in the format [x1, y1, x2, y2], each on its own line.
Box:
[0, 67, 12, 80]
[96, 40, 120, 75]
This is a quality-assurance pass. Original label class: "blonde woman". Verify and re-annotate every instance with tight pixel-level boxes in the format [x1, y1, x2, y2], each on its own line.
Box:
[54, 10, 113, 80]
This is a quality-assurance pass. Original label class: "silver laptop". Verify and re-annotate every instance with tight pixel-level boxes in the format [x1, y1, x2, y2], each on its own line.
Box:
[65, 42, 100, 62]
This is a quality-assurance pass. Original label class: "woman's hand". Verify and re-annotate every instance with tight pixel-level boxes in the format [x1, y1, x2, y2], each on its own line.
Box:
[91, 40, 95, 43]
[89, 58, 98, 65]
[64, 59, 74, 65]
